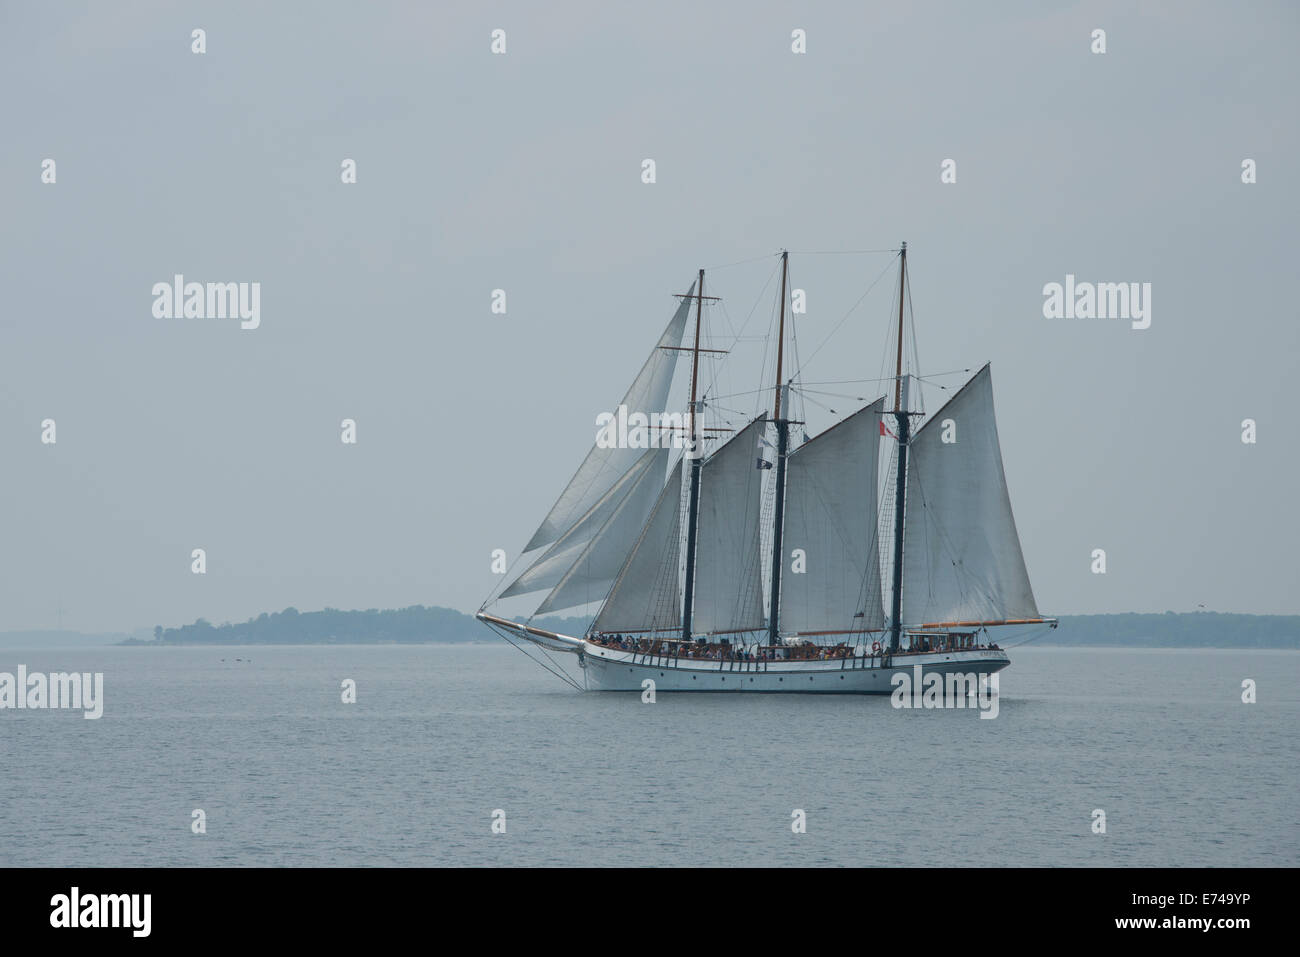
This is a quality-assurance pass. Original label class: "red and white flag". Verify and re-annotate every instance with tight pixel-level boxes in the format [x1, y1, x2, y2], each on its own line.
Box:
[879, 420, 897, 440]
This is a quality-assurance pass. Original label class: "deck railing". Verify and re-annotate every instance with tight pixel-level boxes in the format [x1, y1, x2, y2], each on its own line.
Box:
[589, 638, 998, 671]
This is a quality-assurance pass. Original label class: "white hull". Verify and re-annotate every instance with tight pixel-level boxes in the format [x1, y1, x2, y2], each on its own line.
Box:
[476, 613, 1009, 694]
[579, 643, 1008, 693]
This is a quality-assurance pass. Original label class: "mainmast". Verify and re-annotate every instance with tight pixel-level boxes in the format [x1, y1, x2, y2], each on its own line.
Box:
[888, 242, 908, 653]
[681, 269, 706, 641]
[767, 251, 791, 645]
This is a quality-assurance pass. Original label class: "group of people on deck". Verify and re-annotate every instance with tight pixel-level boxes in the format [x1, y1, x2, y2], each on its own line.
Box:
[904, 633, 973, 654]
[900, 632, 998, 653]
[587, 633, 856, 662]
[588, 631, 998, 659]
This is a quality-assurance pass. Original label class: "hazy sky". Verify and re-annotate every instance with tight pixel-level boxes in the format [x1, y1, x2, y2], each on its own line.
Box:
[2, 1, 1297, 633]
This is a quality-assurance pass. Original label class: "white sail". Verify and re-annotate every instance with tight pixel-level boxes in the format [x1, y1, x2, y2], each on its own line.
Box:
[522, 285, 693, 553]
[499, 447, 660, 599]
[779, 398, 886, 634]
[534, 447, 669, 615]
[900, 364, 1039, 625]
[591, 462, 684, 634]
[690, 415, 768, 635]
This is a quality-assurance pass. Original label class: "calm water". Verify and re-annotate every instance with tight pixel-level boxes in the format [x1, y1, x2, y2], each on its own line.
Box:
[0, 644, 1295, 867]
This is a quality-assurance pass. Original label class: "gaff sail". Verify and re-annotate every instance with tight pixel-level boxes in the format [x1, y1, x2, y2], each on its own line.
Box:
[900, 364, 1039, 626]
[779, 398, 887, 634]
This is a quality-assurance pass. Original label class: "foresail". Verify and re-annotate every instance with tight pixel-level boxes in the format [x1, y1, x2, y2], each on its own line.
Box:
[900, 364, 1039, 626]
[522, 285, 693, 553]
[690, 415, 768, 635]
[534, 447, 669, 615]
[779, 398, 886, 634]
[591, 461, 684, 634]
[499, 446, 660, 599]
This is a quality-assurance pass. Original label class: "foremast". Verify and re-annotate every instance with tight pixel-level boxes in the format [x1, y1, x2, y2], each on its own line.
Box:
[888, 242, 910, 653]
[767, 251, 791, 645]
[678, 270, 721, 641]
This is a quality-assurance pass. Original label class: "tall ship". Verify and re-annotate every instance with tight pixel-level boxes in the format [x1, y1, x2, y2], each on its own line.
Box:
[478, 246, 1055, 693]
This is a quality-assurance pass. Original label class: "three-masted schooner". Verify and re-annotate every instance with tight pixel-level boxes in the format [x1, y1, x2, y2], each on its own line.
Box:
[478, 246, 1055, 693]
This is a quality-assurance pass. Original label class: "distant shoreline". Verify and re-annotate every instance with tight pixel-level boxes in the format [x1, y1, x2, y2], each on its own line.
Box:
[4, 607, 1297, 650]
[117, 641, 1294, 650]
[114, 638, 492, 647]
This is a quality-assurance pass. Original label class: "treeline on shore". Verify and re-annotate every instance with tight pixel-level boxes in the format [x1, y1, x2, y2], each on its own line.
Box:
[1041, 612, 1298, 648]
[139, 607, 1300, 648]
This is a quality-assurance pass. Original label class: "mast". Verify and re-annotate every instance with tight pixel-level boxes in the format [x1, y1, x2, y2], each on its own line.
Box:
[681, 269, 705, 641]
[888, 242, 908, 653]
[767, 251, 790, 645]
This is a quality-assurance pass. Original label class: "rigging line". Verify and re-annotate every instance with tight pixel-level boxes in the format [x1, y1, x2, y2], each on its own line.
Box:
[785, 258, 804, 418]
[534, 630, 589, 681]
[699, 378, 890, 407]
[715, 258, 781, 345]
[912, 369, 974, 390]
[486, 621, 585, 691]
[705, 405, 752, 422]
[707, 261, 782, 422]
[700, 385, 777, 403]
[800, 256, 899, 371]
[493, 625, 582, 691]
[1001, 622, 1058, 649]
[785, 248, 900, 255]
[480, 543, 535, 609]
[802, 377, 898, 386]
[787, 369, 974, 388]
[702, 251, 782, 272]
[794, 386, 875, 400]
[905, 260, 923, 414]
[876, 259, 905, 406]
[711, 288, 739, 343]
[757, 295, 777, 419]
[796, 390, 839, 414]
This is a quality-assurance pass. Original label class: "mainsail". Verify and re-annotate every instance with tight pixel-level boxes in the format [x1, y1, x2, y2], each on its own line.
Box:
[520, 285, 693, 554]
[778, 398, 886, 634]
[900, 364, 1039, 625]
[533, 447, 669, 614]
[690, 415, 769, 635]
[591, 461, 685, 634]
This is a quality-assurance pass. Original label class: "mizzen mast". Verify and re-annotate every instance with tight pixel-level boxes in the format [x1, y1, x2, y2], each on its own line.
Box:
[767, 251, 791, 645]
